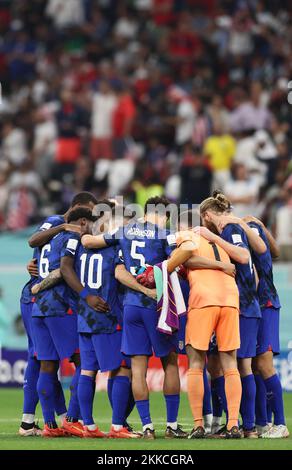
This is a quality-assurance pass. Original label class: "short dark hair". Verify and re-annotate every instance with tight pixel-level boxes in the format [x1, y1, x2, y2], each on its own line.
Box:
[93, 198, 116, 220]
[70, 192, 98, 208]
[67, 207, 97, 224]
[144, 196, 171, 218]
[122, 207, 137, 221]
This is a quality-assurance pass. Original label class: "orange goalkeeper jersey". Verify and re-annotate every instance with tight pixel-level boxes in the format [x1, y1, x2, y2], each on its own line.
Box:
[176, 230, 239, 310]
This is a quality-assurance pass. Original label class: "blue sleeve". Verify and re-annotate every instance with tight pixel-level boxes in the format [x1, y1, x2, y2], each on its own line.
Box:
[61, 233, 80, 258]
[164, 232, 177, 257]
[103, 226, 124, 246]
[114, 247, 124, 267]
[36, 215, 64, 233]
[221, 224, 249, 249]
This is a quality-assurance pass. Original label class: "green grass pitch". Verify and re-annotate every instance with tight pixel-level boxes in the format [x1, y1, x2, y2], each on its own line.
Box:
[0, 388, 291, 450]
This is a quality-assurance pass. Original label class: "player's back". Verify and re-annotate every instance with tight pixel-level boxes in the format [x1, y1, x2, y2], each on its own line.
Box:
[221, 223, 261, 318]
[248, 222, 280, 309]
[120, 221, 172, 269]
[119, 221, 174, 309]
[74, 243, 121, 334]
[177, 230, 239, 310]
[35, 231, 78, 316]
[21, 215, 65, 304]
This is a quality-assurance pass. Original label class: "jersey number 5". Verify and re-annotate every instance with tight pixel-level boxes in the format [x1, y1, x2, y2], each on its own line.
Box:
[130, 240, 146, 275]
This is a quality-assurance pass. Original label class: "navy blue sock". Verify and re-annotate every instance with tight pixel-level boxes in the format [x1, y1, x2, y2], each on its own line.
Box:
[78, 374, 95, 426]
[267, 400, 272, 423]
[213, 376, 228, 418]
[67, 366, 81, 421]
[112, 376, 131, 426]
[107, 378, 113, 408]
[211, 379, 223, 418]
[240, 374, 256, 430]
[54, 376, 67, 416]
[23, 357, 40, 414]
[203, 368, 212, 416]
[135, 399, 152, 427]
[125, 388, 136, 423]
[255, 374, 267, 426]
[37, 371, 56, 425]
[164, 394, 180, 424]
[264, 374, 285, 425]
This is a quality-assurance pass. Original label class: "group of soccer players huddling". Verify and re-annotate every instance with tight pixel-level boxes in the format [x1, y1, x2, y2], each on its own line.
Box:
[18, 190, 289, 440]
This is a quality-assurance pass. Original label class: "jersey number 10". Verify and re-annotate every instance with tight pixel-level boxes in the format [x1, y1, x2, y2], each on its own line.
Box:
[80, 253, 103, 289]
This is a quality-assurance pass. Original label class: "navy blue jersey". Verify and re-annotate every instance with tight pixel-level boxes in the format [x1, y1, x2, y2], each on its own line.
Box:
[63, 240, 121, 334]
[115, 249, 126, 326]
[221, 223, 261, 318]
[33, 230, 78, 317]
[20, 215, 65, 304]
[20, 248, 39, 304]
[248, 222, 280, 309]
[104, 221, 176, 309]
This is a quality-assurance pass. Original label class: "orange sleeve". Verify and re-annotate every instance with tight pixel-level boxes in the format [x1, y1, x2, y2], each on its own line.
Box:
[176, 230, 199, 250]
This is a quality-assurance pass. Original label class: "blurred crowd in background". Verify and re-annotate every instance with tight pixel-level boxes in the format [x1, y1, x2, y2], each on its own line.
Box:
[0, 0, 292, 257]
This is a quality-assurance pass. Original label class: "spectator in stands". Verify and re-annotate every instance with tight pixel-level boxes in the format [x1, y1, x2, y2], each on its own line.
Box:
[54, 89, 86, 180]
[114, 6, 139, 40]
[91, 80, 117, 160]
[0, 0, 290, 248]
[207, 94, 230, 134]
[203, 122, 236, 189]
[192, 97, 212, 148]
[180, 143, 213, 205]
[46, 0, 85, 29]
[224, 163, 259, 218]
[6, 161, 40, 231]
[112, 84, 136, 159]
[1, 120, 28, 167]
[230, 81, 272, 132]
[33, 106, 57, 181]
[170, 87, 197, 150]
[3, 29, 38, 83]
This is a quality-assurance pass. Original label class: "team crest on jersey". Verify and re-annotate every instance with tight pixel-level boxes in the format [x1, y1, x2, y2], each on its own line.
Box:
[167, 233, 177, 246]
[232, 234, 243, 244]
[40, 222, 52, 231]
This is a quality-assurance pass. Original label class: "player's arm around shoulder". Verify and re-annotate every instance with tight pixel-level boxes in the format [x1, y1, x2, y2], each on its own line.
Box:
[220, 215, 267, 255]
[60, 235, 82, 294]
[167, 231, 198, 273]
[243, 215, 280, 259]
[81, 225, 123, 250]
[31, 269, 62, 295]
[196, 225, 250, 265]
[28, 216, 66, 248]
[81, 234, 107, 249]
[115, 264, 157, 300]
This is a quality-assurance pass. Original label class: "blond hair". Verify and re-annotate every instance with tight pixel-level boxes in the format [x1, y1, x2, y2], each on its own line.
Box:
[200, 190, 232, 216]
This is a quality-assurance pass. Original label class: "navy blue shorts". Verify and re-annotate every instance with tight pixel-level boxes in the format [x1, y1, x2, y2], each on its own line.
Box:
[177, 314, 187, 355]
[256, 307, 280, 356]
[20, 301, 36, 358]
[79, 330, 131, 372]
[207, 333, 218, 356]
[31, 313, 79, 361]
[121, 305, 178, 357]
[237, 316, 260, 359]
